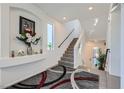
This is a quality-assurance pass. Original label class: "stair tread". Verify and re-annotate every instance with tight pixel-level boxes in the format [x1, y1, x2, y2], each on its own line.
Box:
[59, 62, 74, 68]
[61, 60, 73, 62]
[59, 60, 74, 64]
[59, 64, 74, 68]
[62, 56, 73, 59]
[61, 57, 73, 61]
[65, 50, 73, 52]
[64, 53, 73, 55]
[63, 53, 74, 57]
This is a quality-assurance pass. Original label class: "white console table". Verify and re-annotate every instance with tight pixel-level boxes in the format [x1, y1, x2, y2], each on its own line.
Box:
[0, 54, 46, 68]
[0, 54, 48, 88]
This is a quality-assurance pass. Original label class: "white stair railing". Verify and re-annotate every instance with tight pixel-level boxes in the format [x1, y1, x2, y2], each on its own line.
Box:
[74, 32, 85, 68]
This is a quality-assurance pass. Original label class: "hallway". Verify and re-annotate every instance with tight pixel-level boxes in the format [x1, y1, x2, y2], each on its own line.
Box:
[0, 3, 123, 89]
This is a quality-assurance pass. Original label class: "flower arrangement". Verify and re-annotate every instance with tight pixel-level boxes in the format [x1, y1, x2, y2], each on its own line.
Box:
[16, 30, 41, 47]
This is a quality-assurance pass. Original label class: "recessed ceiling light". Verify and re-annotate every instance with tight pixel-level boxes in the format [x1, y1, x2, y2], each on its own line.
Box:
[63, 17, 66, 20]
[89, 7, 93, 10]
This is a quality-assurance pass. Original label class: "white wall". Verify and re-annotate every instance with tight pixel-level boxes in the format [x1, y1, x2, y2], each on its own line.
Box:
[0, 4, 10, 57]
[109, 6, 121, 77]
[0, 4, 70, 58]
[65, 19, 81, 38]
[54, 21, 68, 48]
[10, 7, 42, 56]
[0, 4, 1, 57]
[106, 12, 111, 72]
[121, 4, 124, 89]
[107, 4, 121, 77]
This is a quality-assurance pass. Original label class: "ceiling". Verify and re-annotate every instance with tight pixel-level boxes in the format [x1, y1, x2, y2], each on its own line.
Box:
[35, 3, 110, 41]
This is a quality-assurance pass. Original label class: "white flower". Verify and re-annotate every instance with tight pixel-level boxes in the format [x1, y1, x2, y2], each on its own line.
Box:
[31, 36, 36, 42]
[21, 35, 25, 39]
[26, 33, 32, 38]
[18, 34, 22, 38]
[26, 37, 32, 43]
[18, 34, 25, 39]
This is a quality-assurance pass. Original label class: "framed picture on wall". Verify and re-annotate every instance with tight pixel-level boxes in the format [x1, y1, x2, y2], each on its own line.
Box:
[19, 16, 35, 36]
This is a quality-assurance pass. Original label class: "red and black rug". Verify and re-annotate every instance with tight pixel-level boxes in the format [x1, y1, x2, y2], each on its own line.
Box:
[7, 65, 99, 89]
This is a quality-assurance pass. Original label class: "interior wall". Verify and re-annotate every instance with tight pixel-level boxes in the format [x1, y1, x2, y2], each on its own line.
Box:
[0, 3, 69, 58]
[54, 21, 68, 48]
[109, 6, 121, 77]
[121, 4, 124, 88]
[10, 7, 42, 56]
[84, 41, 106, 68]
[65, 19, 81, 38]
[106, 11, 111, 72]
[0, 4, 1, 57]
[0, 4, 10, 57]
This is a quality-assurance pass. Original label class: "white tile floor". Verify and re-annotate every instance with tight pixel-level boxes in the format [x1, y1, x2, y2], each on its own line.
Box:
[79, 66, 120, 89]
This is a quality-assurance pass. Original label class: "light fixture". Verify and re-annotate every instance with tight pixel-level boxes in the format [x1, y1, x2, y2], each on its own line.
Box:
[63, 17, 66, 20]
[89, 7, 93, 10]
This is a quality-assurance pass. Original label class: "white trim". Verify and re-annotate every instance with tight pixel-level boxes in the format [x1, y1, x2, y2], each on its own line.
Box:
[121, 4, 124, 89]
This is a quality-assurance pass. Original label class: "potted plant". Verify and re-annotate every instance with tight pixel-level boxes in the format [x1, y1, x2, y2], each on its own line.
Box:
[16, 30, 41, 55]
[97, 53, 106, 70]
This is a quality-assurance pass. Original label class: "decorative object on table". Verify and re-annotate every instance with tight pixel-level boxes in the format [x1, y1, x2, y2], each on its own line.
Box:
[40, 49, 42, 54]
[16, 16, 41, 55]
[97, 50, 106, 70]
[17, 50, 25, 56]
[27, 46, 33, 55]
[34, 51, 38, 54]
[11, 50, 15, 58]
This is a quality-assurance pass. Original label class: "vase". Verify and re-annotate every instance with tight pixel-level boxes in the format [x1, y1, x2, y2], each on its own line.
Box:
[27, 46, 32, 55]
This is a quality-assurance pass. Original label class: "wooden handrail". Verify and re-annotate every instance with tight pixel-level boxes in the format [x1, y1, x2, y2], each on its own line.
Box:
[58, 29, 74, 48]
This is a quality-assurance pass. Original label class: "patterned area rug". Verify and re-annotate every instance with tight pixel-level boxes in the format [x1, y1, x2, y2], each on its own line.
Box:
[7, 65, 99, 89]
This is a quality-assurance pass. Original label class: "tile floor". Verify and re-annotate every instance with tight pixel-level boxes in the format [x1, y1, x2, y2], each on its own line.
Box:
[79, 66, 120, 89]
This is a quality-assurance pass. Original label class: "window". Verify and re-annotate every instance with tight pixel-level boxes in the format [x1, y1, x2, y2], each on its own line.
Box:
[47, 23, 54, 50]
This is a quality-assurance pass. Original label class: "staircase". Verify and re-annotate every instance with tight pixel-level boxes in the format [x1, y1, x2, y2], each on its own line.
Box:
[59, 38, 78, 68]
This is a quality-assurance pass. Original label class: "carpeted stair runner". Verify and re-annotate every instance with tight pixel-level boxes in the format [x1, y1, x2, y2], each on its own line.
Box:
[59, 38, 78, 68]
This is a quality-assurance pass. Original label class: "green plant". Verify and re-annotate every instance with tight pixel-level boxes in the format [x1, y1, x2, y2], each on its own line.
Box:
[97, 50, 106, 70]
[48, 42, 52, 49]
